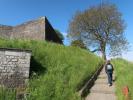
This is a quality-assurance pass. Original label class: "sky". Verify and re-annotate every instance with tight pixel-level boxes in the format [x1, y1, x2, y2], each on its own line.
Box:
[0, 0, 133, 61]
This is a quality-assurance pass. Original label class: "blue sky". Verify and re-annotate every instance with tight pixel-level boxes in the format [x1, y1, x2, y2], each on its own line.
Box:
[0, 0, 133, 60]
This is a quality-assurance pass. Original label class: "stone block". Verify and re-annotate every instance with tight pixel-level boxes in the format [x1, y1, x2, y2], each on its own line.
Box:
[12, 58, 18, 62]
[5, 51, 22, 56]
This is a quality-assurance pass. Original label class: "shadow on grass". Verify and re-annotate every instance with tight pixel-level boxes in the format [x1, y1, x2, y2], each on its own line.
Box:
[30, 56, 47, 77]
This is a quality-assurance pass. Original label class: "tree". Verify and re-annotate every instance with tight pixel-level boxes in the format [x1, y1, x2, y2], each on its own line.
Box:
[71, 40, 86, 49]
[68, 3, 128, 60]
[55, 29, 64, 41]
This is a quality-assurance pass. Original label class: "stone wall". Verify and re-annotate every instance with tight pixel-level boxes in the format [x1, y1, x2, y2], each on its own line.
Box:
[45, 17, 63, 43]
[0, 25, 12, 38]
[0, 17, 62, 44]
[0, 48, 31, 88]
[11, 18, 45, 40]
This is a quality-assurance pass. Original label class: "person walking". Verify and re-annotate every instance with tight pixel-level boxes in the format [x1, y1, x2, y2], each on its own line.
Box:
[105, 60, 114, 86]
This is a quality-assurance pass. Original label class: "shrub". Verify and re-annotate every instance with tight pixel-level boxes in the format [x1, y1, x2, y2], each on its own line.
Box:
[71, 40, 86, 49]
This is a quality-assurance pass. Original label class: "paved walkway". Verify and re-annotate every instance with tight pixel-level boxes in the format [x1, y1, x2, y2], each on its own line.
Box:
[85, 67, 116, 100]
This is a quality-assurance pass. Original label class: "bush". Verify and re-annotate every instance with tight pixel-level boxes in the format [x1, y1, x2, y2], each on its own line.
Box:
[71, 40, 87, 49]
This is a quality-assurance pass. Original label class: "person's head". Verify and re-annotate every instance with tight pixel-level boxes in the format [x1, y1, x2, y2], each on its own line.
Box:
[107, 60, 111, 64]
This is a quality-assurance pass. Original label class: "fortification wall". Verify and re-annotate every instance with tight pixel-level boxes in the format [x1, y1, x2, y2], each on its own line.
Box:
[0, 48, 31, 88]
[45, 18, 63, 43]
[0, 25, 12, 38]
[11, 18, 45, 40]
[0, 17, 62, 43]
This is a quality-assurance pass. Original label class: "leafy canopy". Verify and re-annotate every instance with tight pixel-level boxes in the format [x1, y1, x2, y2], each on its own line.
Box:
[68, 3, 128, 59]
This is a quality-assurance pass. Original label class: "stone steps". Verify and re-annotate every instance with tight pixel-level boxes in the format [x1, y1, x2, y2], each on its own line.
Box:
[95, 78, 107, 84]
[90, 90, 115, 94]
[90, 84, 115, 93]
[85, 93, 116, 100]
[85, 67, 116, 100]
[98, 74, 107, 79]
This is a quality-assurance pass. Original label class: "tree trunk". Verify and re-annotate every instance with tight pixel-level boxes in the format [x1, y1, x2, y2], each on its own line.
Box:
[100, 42, 107, 61]
[101, 50, 106, 61]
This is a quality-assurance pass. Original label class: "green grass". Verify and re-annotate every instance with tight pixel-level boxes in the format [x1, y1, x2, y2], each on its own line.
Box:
[112, 58, 133, 100]
[0, 39, 103, 100]
[0, 87, 16, 100]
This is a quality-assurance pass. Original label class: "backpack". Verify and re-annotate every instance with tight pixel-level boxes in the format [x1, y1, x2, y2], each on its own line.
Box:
[107, 64, 112, 70]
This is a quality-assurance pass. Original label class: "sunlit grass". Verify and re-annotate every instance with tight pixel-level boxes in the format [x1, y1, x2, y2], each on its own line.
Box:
[0, 38, 102, 100]
[112, 58, 133, 100]
[0, 87, 16, 100]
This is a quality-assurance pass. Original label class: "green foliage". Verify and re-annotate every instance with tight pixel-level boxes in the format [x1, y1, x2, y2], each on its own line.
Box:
[71, 40, 87, 49]
[68, 3, 128, 60]
[112, 58, 133, 100]
[0, 39, 102, 100]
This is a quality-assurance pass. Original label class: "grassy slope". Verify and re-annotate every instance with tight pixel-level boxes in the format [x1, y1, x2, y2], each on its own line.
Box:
[0, 39, 102, 100]
[112, 58, 133, 100]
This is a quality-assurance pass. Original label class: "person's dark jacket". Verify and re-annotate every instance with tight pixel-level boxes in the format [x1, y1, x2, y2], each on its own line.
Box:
[105, 63, 114, 73]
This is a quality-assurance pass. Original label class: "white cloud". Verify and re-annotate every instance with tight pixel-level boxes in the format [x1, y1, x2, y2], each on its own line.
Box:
[62, 32, 67, 37]
[62, 32, 70, 46]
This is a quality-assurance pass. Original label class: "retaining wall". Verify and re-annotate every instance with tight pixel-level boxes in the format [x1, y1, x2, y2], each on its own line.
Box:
[0, 48, 31, 88]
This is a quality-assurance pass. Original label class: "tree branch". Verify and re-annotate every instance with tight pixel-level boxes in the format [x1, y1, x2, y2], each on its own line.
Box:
[91, 48, 101, 53]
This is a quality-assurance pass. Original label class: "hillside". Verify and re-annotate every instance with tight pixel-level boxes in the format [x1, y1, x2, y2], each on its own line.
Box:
[112, 58, 133, 100]
[0, 39, 103, 100]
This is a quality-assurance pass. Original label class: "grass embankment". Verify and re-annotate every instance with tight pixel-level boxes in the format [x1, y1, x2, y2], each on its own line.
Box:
[0, 39, 102, 100]
[112, 58, 133, 100]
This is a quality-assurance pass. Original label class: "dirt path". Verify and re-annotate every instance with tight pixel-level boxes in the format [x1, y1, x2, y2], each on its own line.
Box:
[85, 67, 116, 100]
